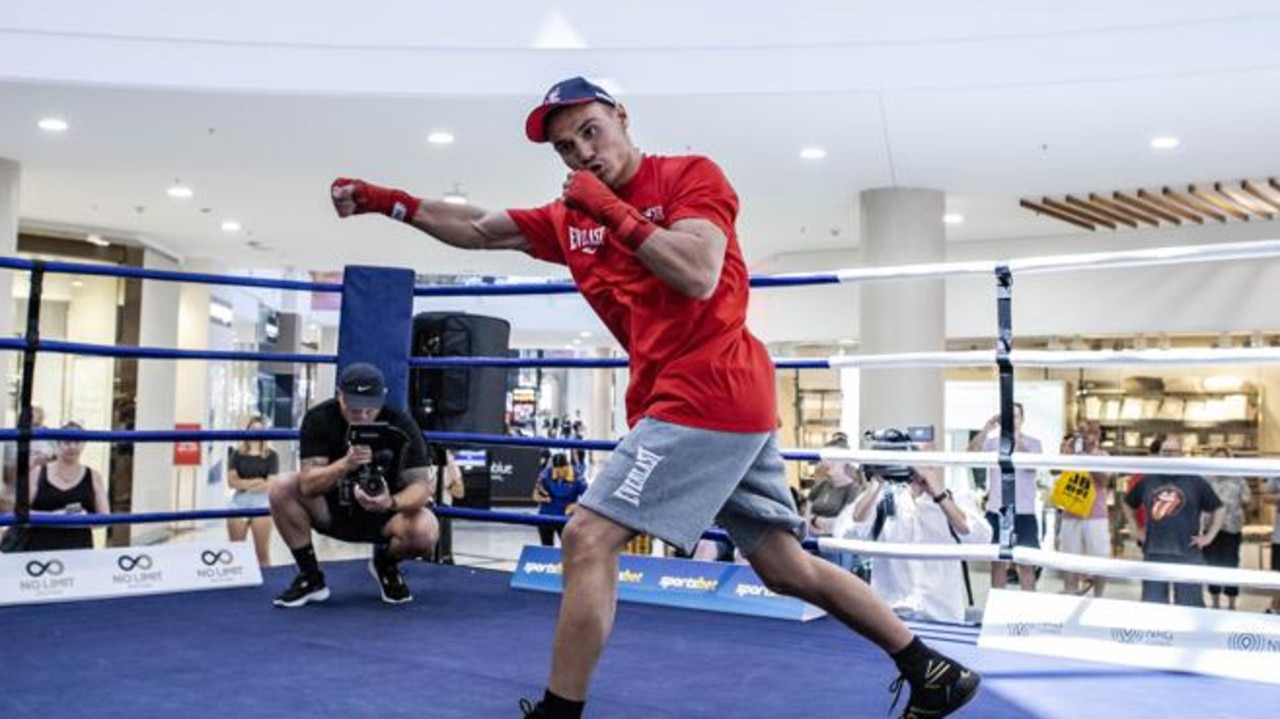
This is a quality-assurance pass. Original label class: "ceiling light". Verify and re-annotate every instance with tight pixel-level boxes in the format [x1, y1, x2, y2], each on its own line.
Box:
[427, 131, 455, 145]
[578, 331, 592, 339]
[38, 118, 69, 133]
[943, 213, 965, 225]
[799, 147, 827, 160]
[71, 280, 84, 288]
[443, 183, 467, 205]
[167, 184, 194, 200]
[221, 220, 242, 233]
[85, 233, 109, 247]
[1149, 136, 1180, 150]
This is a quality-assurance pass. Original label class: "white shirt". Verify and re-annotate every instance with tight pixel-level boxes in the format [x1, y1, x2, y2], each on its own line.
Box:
[835, 484, 992, 625]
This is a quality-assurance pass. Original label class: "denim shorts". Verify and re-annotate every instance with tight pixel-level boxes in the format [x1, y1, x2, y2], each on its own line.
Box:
[229, 490, 270, 510]
[578, 417, 806, 556]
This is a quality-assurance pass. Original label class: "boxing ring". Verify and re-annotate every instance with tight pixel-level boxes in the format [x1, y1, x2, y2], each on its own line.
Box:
[3, 241, 1280, 717]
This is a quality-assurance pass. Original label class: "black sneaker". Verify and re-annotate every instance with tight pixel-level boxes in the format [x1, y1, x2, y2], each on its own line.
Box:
[272, 573, 330, 608]
[888, 656, 981, 719]
[368, 556, 412, 604]
[518, 699, 548, 717]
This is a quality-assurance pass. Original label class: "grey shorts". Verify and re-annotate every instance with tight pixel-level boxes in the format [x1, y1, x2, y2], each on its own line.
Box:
[578, 417, 806, 556]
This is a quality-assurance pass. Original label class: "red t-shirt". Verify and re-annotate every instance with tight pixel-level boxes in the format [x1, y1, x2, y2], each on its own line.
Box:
[507, 154, 776, 433]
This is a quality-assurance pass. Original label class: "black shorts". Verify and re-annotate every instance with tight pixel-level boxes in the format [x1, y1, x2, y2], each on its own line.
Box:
[986, 511, 1041, 549]
[319, 495, 393, 544]
[1272, 543, 1279, 572]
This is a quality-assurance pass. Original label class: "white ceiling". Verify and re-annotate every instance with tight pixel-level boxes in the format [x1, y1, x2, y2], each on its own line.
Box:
[3, 1, 1280, 344]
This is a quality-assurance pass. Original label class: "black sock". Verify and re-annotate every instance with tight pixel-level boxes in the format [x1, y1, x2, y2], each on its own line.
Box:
[290, 544, 321, 579]
[891, 636, 934, 676]
[373, 543, 394, 566]
[540, 689, 584, 719]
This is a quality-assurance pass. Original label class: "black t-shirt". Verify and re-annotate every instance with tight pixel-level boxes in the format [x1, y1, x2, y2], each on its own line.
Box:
[299, 398, 430, 496]
[229, 449, 278, 482]
[1124, 473, 1223, 556]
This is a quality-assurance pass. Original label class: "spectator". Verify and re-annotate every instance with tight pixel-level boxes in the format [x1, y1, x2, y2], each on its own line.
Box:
[1, 405, 55, 514]
[226, 415, 279, 567]
[1203, 447, 1250, 610]
[969, 402, 1044, 591]
[1056, 421, 1113, 597]
[1264, 475, 1280, 614]
[533, 453, 588, 547]
[1122, 436, 1225, 607]
[835, 457, 990, 624]
[1123, 434, 1167, 548]
[806, 436, 864, 571]
[269, 363, 438, 608]
[0, 421, 108, 553]
[434, 450, 465, 564]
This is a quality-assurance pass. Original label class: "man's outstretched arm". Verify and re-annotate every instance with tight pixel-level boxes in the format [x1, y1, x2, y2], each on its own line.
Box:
[331, 178, 530, 252]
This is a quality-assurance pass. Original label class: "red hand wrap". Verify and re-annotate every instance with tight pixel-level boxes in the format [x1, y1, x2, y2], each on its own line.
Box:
[563, 171, 658, 251]
[332, 177, 422, 223]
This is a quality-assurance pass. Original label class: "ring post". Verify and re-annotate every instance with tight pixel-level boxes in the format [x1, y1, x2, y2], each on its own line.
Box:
[14, 261, 46, 524]
[336, 266, 416, 410]
[994, 264, 1017, 558]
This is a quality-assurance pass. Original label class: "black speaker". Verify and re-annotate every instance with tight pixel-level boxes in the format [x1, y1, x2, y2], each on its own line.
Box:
[410, 312, 511, 434]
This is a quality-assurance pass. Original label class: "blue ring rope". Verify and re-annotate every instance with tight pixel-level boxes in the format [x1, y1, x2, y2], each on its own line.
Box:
[0, 508, 269, 527]
[0, 256, 844, 296]
[0, 339, 832, 371]
[0, 256, 342, 293]
[0, 505, 820, 551]
[0, 337, 338, 364]
[0, 427, 823, 461]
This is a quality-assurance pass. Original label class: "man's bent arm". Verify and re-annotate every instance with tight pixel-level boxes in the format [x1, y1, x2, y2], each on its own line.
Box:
[298, 457, 347, 497]
[634, 218, 726, 300]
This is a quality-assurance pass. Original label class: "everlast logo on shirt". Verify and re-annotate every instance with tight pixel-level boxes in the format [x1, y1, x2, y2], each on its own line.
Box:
[642, 206, 664, 222]
[569, 226, 606, 254]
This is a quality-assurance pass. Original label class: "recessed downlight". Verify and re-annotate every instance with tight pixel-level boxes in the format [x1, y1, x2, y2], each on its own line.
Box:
[427, 131, 455, 145]
[799, 147, 827, 160]
[38, 118, 68, 133]
[943, 213, 965, 225]
[167, 185, 194, 200]
[1150, 136, 1180, 150]
[221, 220, 242, 233]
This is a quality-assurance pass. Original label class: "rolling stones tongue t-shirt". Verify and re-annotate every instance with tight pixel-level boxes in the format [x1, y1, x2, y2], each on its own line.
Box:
[1124, 474, 1224, 556]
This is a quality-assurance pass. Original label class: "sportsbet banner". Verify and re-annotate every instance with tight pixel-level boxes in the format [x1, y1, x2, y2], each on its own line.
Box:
[511, 545, 826, 622]
[0, 541, 261, 606]
[979, 588, 1280, 684]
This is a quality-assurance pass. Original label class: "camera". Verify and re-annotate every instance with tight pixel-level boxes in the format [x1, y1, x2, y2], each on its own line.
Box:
[346, 423, 409, 499]
[860, 426, 934, 483]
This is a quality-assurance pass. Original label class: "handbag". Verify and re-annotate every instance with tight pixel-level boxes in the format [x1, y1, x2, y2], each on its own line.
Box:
[0, 525, 32, 553]
[1050, 470, 1097, 518]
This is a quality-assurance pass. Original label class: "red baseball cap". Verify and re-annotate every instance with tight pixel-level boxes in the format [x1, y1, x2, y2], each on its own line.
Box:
[525, 76, 619, 143]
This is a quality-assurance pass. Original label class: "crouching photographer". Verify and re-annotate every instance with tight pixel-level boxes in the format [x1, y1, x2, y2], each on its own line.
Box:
[833, 428, 991, 625]
[269, 363, 437, 608]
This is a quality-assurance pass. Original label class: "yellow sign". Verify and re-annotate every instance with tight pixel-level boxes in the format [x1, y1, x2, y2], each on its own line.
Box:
[1051, 471, 1097, 518]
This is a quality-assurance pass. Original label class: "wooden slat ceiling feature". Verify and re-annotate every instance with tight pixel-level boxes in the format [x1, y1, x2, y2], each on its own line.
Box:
[1021, 177, 1280, 231]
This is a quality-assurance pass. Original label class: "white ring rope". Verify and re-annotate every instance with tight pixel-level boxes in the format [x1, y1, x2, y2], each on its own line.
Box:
[816, 539, 1280, 591]
[817, 346, 1280, 370]
[816, 238, 1280, 285]
[816, 537, 1002, 562]
[812, 449, 1280, 477]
